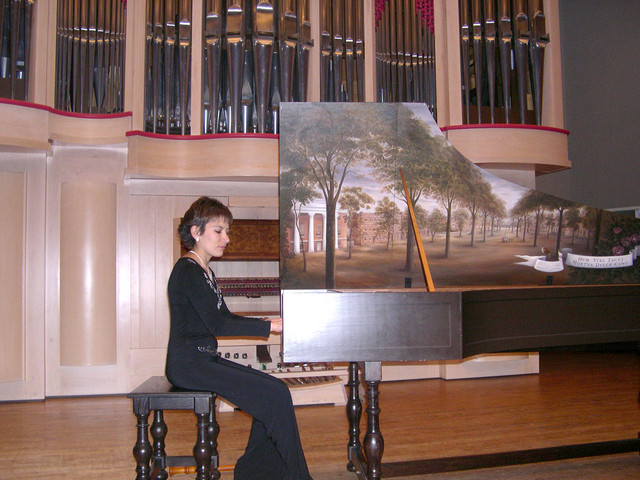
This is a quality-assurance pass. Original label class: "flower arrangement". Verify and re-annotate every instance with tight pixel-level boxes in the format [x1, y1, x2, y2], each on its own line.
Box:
[569, 213, 640, 284]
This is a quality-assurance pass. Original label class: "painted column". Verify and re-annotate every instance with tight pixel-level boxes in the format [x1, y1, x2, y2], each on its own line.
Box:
[322, 213, 327, 251]
[293, 218, 301, 254]
[308, 213, 315, 252]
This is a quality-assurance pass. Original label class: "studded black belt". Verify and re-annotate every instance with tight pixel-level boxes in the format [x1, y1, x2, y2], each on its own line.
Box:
[197, 345, 218, 356]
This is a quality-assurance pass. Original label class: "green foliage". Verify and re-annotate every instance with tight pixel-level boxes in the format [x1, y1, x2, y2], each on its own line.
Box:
[340, 187, 374, 215]
[279, 103, 399, 288]
[569, 214, 640, 284]
[374, 196, 401, 248]
[426, 208, 447, 240]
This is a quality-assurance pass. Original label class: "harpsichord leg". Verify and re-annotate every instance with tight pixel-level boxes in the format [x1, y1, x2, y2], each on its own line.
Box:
[346, 362, 362, 472]
[363, 362, 384, 479]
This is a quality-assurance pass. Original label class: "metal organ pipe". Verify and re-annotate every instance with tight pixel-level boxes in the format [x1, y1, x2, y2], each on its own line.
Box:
[375, 0, 436, 116]
[53, 0, 126, 114]
[143, 0, 322, 134]
[0, 0, 36, 101]
[458, 0, 549, 125]
[9, 0, 551, 132]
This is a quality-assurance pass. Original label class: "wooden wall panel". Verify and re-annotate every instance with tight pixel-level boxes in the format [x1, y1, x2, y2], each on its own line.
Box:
[0, 171, 25, 382]
[59, 182, 117, 366]
[129, 194, 204, 351]
[45, 145, 128, 396]
[0, 152, 46, 401]
[135, 195, 159, 349]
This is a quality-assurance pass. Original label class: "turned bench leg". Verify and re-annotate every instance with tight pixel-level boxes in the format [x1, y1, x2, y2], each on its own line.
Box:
[150, 410, 169, 480]
[133, 398, 152, 480]
[129, 382, 220, 480]
[194, 410, 213, 480]
[207, 395, 221, 480]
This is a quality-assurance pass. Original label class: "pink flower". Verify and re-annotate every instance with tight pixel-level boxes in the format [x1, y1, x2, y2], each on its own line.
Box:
[612, 245, 625, 256]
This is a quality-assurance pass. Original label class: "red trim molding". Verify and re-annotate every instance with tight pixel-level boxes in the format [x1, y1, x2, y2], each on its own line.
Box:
[126, 130, 279, 140]
[0, 98, 132, 119]
[0, 98, 50, 112]
[441, 123, 569, 135]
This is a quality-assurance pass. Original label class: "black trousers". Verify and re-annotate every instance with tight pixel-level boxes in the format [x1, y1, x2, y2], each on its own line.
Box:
[167, 354, 312, 480]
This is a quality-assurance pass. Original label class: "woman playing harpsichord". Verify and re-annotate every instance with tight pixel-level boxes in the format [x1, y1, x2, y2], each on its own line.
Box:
[165, 196, 313, 480]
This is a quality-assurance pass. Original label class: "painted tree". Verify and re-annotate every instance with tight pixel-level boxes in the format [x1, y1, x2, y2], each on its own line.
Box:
[582, 207, 600, 250]
[413, 203, 430, 232]
[478, 186, 501, 243]
[279, 169, 320, 273]
[367, 105, 443, 269]
[340, 186, 374, 259]
[544, 213, 555, 238]
[512, 189, 550, 247]
[375, 196, 401, 249]
[460, 174, 490, 247]
[541, 194, 577, 258]
[511, 201, 531, 243]
[430, 145, 479, 257]
[564, 207, 582, 245]
[489, 198, 507, 237]
[280, 103, 396, 288]
[453, 208, 469, 237]
[426, 208, 447, 242]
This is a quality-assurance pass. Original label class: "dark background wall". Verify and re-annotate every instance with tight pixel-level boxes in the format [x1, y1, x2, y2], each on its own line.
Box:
[536, 0, 640, 210]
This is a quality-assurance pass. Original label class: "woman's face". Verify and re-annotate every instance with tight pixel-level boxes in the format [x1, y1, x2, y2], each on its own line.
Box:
[193, 217, 231, 258]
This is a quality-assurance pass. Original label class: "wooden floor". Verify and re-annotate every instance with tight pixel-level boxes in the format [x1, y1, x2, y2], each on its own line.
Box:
[1, 350, 639, 480]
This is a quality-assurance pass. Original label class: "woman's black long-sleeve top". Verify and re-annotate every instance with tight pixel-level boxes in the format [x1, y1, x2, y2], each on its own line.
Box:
[165, 257, 270, 384]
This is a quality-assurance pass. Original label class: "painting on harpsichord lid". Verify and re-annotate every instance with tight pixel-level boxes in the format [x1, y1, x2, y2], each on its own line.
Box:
[278, 103, 640, 290]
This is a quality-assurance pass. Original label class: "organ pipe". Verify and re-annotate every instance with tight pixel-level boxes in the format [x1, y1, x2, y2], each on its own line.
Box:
[146, 0, 326, 135]
[459, 0, 549, 125]
[54, 0, 126, 114]
[0, 0, 36, 101]
[375, 0, 436, 117]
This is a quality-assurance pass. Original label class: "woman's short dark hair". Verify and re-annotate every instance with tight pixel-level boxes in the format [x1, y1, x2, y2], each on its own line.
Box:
[178, 196, 233, 249]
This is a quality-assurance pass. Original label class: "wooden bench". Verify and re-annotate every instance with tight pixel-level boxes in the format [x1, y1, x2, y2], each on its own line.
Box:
[128, 376, 220, 480]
